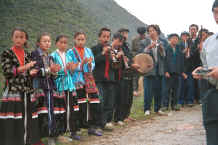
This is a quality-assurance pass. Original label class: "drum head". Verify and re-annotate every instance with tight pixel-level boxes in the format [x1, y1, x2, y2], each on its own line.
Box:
[133, 53, 154, 75]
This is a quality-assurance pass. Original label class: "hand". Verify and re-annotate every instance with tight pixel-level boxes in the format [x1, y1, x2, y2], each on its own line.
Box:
[192, 66, 203, 79]
[148, 42, 157, 49]
[117, 51, 124, 58]
[182, 73, 188, 80]
[165, 72, 171, 78]
[131, 63, 140, 70]
[17, 61, 36, 72]
[198, 42, 203, 52]
[123, 56, 129, 62]
[67, 62, 79, 72]
[30, 69, 38, 76]
[26, 61, 37, 69]
[102, 46, 109, 55]
[207, 67, 218, 80]
[83, 57, 92, 64]
[50, 64, 61, 73]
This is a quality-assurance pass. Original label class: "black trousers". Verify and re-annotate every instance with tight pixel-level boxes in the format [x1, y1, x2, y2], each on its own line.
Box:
[96, 82, 116, 127]
[76, 89, 102, 129]
[114, 79, 133, 122]
[162, 74, 179, 109]
[202, 86, 218, 145]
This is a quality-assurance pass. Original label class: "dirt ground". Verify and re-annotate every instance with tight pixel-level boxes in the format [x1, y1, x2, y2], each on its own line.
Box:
[80, 105, 206, 145]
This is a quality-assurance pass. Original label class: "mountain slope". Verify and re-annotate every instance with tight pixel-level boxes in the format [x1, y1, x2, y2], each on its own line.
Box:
[0, 0, 145, 52]
[79, 0, 146, 41]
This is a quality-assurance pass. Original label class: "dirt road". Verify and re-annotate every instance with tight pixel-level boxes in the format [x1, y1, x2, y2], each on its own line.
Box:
[81, 105, 206, 145]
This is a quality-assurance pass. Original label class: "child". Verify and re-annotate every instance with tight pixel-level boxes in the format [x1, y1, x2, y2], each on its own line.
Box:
[0, 28, 40, 145]
[163, 33, 186, 111]
[31, 33, 65, 145]
[67, 31, 102, 138]
[50, 35, 80, 140]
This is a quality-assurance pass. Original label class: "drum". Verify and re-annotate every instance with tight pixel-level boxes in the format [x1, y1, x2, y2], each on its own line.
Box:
[132, 53, 154, 75]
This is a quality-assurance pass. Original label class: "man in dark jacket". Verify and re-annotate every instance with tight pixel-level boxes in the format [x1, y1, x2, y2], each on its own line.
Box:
[91, 28, 124, 129]
[114, 28, 137, 125]
[178, 32, 195, 106]
[162, 34, 186, 111]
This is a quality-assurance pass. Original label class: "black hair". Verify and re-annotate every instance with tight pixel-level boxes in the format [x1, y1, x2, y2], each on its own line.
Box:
[74, 31, 86, 39]
[208, 32, 214, 36]
[168, 33, 179, 40]
[98, 27, 111, 37]
[113, 32, 124, 41]
[55, 35, 68, 44]
[147, 24, 161, 35]
[36, 32, 51, 47]
[180, 31, 190, 37]
[118, 28, 130, 33]
[199, 28, 209, 34]
[189, 24, 199, 31]
[198, 28, 209, 40]
[11, 27, 29, 48]
[137, 27, 147, 35]
[212, 0, 218, 11]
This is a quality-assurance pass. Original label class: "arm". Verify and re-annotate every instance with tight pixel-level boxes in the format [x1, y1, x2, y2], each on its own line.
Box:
[83, 48, 95, 72]
[1, 50, 19, 78]
[91, 45, 106, 64]
[1, 50, 34, 78]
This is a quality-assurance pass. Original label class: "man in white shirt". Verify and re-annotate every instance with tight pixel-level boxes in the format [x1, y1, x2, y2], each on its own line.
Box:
[193, 1, 218, 144]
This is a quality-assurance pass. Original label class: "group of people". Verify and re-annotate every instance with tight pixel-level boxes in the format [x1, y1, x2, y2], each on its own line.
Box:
[0, 27, 138, 145]
[131, 24, 214, 116]
[1, 1, 218, 145]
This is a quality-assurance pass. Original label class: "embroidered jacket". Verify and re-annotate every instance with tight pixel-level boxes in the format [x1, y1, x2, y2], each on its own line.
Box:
[1, 49, 32, 93]
[50, 50, 75, 92]
[67, 47, 95, 89]
[30, 48, 56, 90]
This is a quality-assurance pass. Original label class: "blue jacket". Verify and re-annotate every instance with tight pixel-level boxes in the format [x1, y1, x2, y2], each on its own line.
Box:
[67, 47, 95, 89]
[50, 50, 75, 92]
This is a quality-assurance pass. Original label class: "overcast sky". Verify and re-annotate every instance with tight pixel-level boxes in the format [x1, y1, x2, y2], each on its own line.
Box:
[115, 0, 217, 35]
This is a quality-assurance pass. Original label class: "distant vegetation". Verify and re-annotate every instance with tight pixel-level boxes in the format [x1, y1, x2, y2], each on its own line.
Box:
[0, 0, 146, 93]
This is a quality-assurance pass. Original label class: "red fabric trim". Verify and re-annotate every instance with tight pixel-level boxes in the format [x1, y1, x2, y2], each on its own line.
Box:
[11, 46, 25, 66]
[1, 97, 22, 102]
[0, 112, 22, 117]
[54, 107, 65, 111]
[75, 47, 85, 60]
[38, 107, 48, 111]
[104, 53, 110, 80]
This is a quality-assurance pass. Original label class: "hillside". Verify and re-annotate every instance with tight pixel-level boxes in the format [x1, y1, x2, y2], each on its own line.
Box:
[0, 0, 145, 52]
[0, 0, 146, 93]
[0, 0, 101, 52]
[78, 0, 146, 41]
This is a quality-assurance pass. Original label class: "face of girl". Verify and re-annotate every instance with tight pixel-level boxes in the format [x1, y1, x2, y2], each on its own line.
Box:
[56, 37, 68, 51]
[148, 27, 158, 39]
[12, 30, 27, 48]
[39, 35, 51, 51]
[201, 32, 208, 41]
[74, 34, 86, 48]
